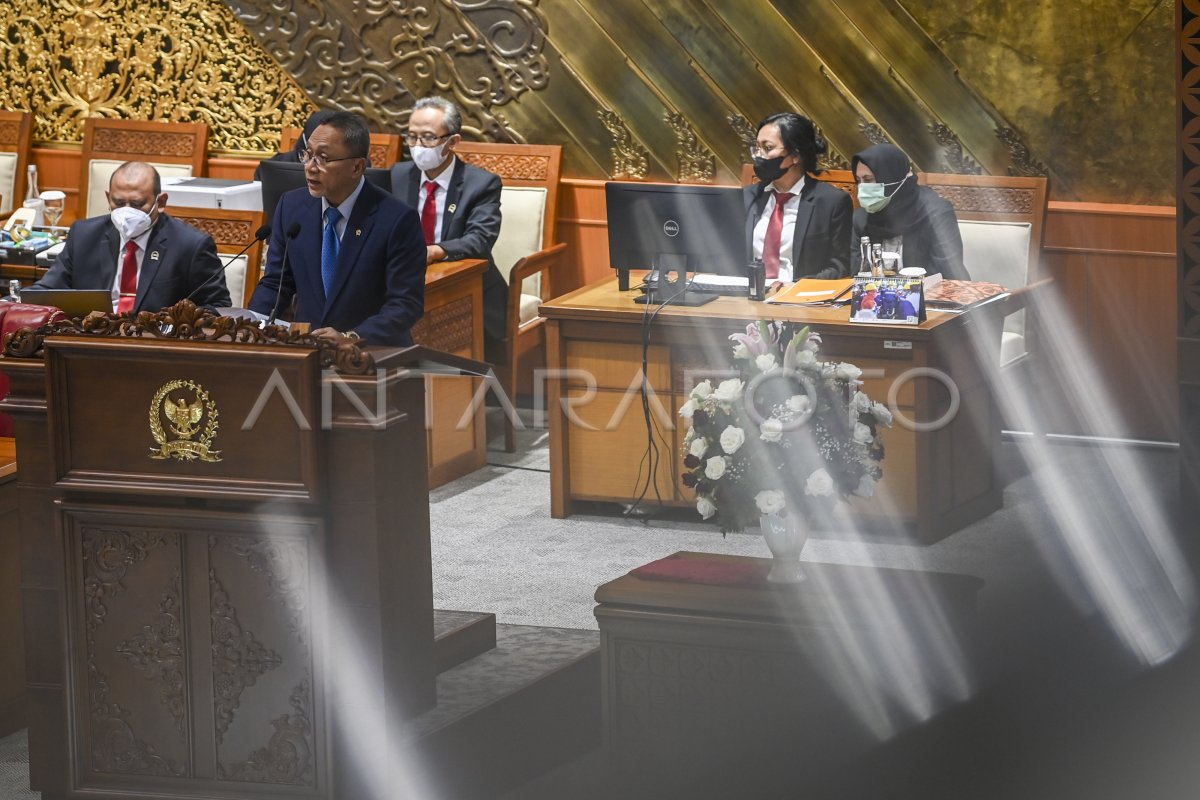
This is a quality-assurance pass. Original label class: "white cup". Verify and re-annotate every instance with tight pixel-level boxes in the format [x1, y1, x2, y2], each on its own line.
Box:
[21, 197, 45, 228]
[899, 266, 927, 279]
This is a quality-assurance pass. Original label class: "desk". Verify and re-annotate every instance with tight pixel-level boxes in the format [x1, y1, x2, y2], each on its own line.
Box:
[0, 437, 23, 738]
[594, 551, 982, 797]
[541, 278, 1002, 542]
[416, 258, 488, 487]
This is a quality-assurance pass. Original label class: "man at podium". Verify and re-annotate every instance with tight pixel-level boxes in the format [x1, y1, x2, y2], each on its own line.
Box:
[249, 111, 427, 346]
[32, 161, 231, 312]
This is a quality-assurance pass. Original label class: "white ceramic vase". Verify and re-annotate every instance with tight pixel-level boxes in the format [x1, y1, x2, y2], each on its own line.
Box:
[760, 510, 808, 583]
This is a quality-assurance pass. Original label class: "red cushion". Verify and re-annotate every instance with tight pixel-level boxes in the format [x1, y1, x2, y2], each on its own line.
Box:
[0, 303, 68, 340]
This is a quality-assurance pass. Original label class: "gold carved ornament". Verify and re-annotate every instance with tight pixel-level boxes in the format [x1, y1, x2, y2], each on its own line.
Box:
[0, 0, 314, 150]
[149, 379, 222, 462]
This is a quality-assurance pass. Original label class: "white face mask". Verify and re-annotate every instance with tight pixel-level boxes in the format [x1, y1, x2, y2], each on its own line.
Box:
[110, 204, 155, 239]
[410, 142, 449, 173]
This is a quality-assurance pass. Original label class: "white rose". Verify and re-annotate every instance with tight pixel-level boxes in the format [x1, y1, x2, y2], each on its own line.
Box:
[787, 394, 810, 414]
[853, 422, 873, 444]
[795, 349, 816, 367]
[696, 495, 717, 520]
[719, 425, 745, 455]
[732, 343, 750, 360]
[691, 380, 713, 400]
[704, 456, 727, 480]
[852, 391, 873, 413]
[712, 378, 744, 403]
[759, 418, 783, 443]
[754, 353, 777, 374]
[805, 468, 834, 497]
[679, 398, 697, 419]
[856, 473, 876, 498]
[755, 489, 786, 515]
[836, 363, 863, 382]
[689, 436, 708, 458]
[872, 402, 893, 427]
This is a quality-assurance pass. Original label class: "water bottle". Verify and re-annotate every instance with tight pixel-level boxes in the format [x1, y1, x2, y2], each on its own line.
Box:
[858, 236, 872, 276]
[2, 280, 20, 303]
[748, 258, 765, 301]
[871, 243, 884, 279]
[25, 165, 39, 202]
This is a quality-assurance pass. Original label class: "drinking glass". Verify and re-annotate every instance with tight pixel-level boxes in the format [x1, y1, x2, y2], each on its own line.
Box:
[40, 190, 66, 232]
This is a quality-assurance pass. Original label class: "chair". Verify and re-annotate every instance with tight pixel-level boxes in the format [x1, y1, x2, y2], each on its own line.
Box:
[918, 173, 1049, 368]
[0, 110, 33, 216]
[453, 141, 567, 452]
[169, 206, 265, 307]
[0, 303, 69, 437]
[78, 118, 209, 219]
[279, 127, 402, 169]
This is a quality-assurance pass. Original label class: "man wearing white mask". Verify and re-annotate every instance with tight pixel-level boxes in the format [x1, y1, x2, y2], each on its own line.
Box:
[390, 96, 506, 347]
[33, 161, 230, 312]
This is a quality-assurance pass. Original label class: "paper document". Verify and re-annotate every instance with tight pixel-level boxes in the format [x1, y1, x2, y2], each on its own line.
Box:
[766, 278, 855, 305]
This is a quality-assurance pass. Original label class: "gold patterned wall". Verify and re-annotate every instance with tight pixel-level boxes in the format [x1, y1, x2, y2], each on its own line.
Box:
[0, 0, 1173, 202]
[0, 0, 315, 152]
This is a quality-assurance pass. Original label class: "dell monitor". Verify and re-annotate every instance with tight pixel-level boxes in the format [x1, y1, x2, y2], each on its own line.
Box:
[605, 182, 746, 293]
[257, 161, 393, 226]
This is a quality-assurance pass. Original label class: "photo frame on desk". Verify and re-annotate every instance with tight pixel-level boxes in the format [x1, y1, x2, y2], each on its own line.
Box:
[849, 275, 925, 325]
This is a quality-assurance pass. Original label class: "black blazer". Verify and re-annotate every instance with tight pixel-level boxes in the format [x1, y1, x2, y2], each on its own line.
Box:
[34, 213, 230, 311]
[248, 180, 427, 346]
[391, 158, 507, 341]
[744, 177, 853, 280]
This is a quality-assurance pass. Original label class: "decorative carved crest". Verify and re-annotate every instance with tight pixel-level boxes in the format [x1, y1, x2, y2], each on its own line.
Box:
[2, 300, 376, 375]
[599, 109, 649, 180]
[996, 126, 1049, 178]
[666, 112, 715, 183]
[931, 122, 983, 175]
[456, 152, 550, 181]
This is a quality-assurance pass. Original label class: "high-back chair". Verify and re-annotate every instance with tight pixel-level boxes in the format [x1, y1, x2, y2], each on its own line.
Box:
[280, 127, 403, 169]
[453, 141, 567, 451]
[79, 118, 209, 220]
[919, 173, 1049, 368]
[169, 206, 266, 308]
[0, 110, 33, 216]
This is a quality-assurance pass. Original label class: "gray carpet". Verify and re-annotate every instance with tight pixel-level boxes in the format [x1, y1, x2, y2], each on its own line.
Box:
[1, 412, 1189, 799]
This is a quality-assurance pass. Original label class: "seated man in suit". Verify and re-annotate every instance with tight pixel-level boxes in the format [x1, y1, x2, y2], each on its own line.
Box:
[33, 161, 230, 312]
[390, 96, 507, 350]
[249, 111, 426, 346]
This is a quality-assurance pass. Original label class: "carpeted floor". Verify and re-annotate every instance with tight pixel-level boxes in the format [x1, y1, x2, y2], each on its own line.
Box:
[2, 412, 1192, 799]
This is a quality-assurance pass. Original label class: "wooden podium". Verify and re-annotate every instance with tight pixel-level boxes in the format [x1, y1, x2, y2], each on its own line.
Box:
[0, 305, 481, 799]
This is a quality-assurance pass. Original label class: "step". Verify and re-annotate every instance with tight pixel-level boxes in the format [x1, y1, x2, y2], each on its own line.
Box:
[434, 608, 497, 672]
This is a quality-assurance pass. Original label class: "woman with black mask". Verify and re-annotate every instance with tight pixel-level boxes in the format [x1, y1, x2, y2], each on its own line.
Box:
[744, 112, 852, 282]
[851, 143, 968, 280]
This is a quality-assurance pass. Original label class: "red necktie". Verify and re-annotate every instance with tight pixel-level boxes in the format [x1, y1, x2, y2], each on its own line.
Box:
[118, 240, 138, 313]
[762, 191, 794, 280]
[421, 181, 438, 244]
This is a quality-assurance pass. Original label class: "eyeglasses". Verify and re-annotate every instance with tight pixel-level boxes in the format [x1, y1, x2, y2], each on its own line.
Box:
[298, 149, 362, 170]
[749, 143, 785, 158]
[402, 132, 452, 147]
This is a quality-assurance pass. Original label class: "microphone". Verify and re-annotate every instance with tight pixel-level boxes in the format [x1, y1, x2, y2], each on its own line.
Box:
[185, 223, 271, 303]
[267, 222, 302, 326]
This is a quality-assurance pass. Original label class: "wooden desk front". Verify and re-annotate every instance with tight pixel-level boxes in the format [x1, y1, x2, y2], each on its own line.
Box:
[541, 278, 1002, 542]
[0, 437, 22, 738]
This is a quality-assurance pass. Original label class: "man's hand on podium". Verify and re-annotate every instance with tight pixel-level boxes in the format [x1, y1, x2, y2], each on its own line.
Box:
[311, 326, 361, 345]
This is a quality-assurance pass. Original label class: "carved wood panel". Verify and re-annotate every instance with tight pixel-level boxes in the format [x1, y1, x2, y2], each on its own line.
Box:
[63, 508, 326, 794]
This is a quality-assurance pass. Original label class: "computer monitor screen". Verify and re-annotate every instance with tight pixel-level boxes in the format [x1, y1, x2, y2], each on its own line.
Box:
[605, 182, 746, 280]
[257, 161, 393, 225]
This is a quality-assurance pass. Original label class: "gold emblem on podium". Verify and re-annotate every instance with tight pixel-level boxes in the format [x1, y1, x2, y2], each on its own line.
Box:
[149, 379, 222, 462]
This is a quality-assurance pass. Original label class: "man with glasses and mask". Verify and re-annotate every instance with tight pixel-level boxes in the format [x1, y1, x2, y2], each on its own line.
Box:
[32, 161, 230, 312]
[744, 112, 852, 283]
[249, 111, 426, 346]
[390, 96, 507, 351]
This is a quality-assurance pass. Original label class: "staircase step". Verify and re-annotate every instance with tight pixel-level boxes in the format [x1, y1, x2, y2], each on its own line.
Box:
[434, 609, 497, 672]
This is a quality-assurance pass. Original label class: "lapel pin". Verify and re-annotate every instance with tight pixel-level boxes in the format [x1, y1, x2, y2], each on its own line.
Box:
[448, 203, 457, 213]
[150, 251, 160, 261]
[356, 229, 362, 236]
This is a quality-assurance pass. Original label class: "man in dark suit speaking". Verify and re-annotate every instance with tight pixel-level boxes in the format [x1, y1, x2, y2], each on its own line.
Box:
[249, 111, 426, 346]
[33, 161, 231, 312]
[390, 96, 507, 347]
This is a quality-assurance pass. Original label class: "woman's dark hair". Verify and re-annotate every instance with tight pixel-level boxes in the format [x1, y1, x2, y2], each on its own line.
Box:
[756, 112, 828, 175]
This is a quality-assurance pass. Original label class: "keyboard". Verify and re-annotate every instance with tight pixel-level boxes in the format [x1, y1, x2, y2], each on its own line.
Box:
[643, 272, 750, 297]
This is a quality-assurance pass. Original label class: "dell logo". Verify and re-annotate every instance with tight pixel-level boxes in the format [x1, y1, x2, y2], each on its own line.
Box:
[663, 220, 680, 237]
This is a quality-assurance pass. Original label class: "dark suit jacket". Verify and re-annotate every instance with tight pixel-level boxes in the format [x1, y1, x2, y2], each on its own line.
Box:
[391, 158, 507, 341]
[744, 177, 853, 280]
[33, 213, 230, 311]
[248, 179, 427, 347]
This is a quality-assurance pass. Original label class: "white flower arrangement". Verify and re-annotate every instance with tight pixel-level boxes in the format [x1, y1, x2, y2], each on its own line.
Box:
[680, 322, 890, 533]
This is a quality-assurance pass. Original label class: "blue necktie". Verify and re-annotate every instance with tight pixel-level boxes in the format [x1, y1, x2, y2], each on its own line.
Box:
[321, 206, 342, 295]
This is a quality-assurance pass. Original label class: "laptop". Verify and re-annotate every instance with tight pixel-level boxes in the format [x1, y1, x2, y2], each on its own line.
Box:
[17, 288, 113, 317]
